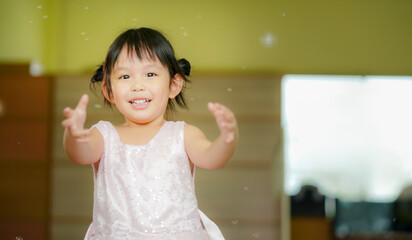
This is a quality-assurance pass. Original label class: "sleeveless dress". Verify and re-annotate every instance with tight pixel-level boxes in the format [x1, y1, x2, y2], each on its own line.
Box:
[84, 121, 225, 240]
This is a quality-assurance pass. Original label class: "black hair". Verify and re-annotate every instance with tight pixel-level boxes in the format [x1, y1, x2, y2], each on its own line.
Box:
[90, 27, 191, 113]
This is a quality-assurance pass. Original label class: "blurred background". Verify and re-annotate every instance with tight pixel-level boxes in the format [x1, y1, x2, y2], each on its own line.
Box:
[0, 0, 411, 239]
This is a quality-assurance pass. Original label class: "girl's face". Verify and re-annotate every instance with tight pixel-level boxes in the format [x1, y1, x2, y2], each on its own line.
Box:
[105, 46, 181, 125]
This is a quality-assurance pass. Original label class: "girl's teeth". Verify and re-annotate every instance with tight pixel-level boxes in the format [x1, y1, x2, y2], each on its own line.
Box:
[131, 100, 149, 104]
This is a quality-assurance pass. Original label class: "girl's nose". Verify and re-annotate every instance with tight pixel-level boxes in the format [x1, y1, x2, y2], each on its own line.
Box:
[131, 78, 145, 91]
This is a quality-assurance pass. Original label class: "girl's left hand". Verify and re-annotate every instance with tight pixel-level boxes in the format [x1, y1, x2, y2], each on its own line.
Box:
[208, 102, 238, 143]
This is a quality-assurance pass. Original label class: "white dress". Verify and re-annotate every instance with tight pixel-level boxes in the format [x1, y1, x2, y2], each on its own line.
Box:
[84, 121, 225, 240]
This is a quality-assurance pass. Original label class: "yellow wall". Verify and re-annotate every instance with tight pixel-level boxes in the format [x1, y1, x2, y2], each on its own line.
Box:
[1, 0, 411, 75]
[0, 0, 47, 64]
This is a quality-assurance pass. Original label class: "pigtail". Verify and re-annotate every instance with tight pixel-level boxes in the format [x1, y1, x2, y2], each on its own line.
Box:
[178, 58, 191, 76]
[169, 58, 191, 114]
[89, 64, 113, 107]
[91, 64, 104, 83]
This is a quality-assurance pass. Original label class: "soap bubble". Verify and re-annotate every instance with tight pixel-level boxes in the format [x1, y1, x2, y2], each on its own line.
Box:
[252, 232, 261, 239]
[15, 236, 23, 240]
[43, 15, 48, 19]
[227, 88, 232, 92]
[94, 104, 102, 109]
[231, 219, 239, 225]
[85, 38, 89, 41]
[242, 66, 246, 70]
[282, 12, 286, 16]
[260, 32, 277, 48]
[37, 5, 42, 9]
[29, 20, 34, 24]
[30, 60, 44, 76]
[80, 32, 86, 35]
[182, 31, 189, 37]
[244, 186, 249, 191]
[84, 6, 89, 10]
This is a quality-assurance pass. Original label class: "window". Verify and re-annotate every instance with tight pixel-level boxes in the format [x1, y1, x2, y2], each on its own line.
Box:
[282, 75, 412, 202]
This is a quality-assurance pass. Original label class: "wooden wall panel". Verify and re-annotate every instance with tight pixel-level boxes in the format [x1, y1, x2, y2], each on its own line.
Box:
[181, 74, 282, 240]
[0, 121, 48, 160]
[0, 70, 52, 240]
[0, 222, 45, 240]
[291, 218, 332, 240]
[0, 76, 50, 117]
[52, 166, 94, 217]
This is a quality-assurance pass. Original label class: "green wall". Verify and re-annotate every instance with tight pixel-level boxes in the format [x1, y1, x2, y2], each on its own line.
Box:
[1, 0, 411, 75]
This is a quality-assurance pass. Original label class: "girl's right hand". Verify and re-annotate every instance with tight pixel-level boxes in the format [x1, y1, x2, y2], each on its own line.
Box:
[62, 94, 90, 142]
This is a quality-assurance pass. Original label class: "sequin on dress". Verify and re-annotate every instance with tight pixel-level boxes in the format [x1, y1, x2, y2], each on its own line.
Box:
[84, 121, 224, 240]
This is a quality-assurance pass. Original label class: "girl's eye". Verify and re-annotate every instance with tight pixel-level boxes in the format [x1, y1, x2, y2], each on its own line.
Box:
[120, 75, 130, 80]
[146, 73, 156, 78]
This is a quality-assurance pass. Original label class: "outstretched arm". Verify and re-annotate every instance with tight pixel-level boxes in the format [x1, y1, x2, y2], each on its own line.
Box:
[185, 102, 238, 170]
[62, 94, 103, 165]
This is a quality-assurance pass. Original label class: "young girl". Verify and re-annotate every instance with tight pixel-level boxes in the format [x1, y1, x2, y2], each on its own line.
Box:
[62, 28, 238, 240]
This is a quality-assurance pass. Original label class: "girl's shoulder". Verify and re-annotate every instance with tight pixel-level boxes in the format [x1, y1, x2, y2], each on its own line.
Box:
[90, 121, 115, 139]
[184, 123, 206, 139]
[91, 120, 115, 131]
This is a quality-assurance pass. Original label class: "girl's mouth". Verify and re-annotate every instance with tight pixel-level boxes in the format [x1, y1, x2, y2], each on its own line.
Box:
[130, 99, 151, 105]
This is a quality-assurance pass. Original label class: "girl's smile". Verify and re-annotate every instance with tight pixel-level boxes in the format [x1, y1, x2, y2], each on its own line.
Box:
[129, 98, 151, 109]
[105, 46, 177, 126]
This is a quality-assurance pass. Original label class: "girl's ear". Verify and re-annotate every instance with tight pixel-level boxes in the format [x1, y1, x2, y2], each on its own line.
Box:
[169, 74, 184, 99]
[102, 81, 114, 104]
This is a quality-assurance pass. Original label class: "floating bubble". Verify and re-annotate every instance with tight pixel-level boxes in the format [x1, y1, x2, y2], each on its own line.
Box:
[94, 104, 102, 109]
[259, 32, 277, 48]
[37, 5, 42, 9]
[29, 20, 34, 24]
[242, 66, 246, 70]
[85, 38, 89, 41]
[15, 236, 23, 240]
[227, 88, 232, 92]
[80, 32, 86, 35]
[231, 219, 238, 225]
[252, 232, 261, 239]
[43, 15, 48, 19]
[282, 13, 286, 17]
[30, 60, 44, 76]
[182, 31, 189, 37]
[190, 97, 195, 101]
[84, 6, 89, 10]
[244, 186, 249, 191]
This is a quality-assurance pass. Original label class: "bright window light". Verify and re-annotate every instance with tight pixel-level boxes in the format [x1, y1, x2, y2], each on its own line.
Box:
[282, 75, 412, 202]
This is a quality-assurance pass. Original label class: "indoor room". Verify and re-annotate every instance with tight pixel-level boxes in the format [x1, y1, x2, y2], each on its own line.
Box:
[0, 0, 411, 239]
